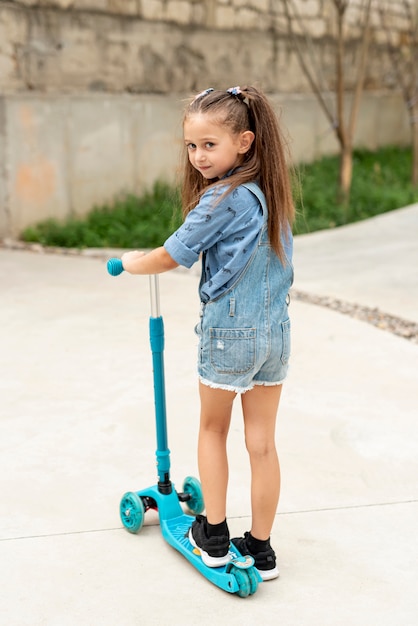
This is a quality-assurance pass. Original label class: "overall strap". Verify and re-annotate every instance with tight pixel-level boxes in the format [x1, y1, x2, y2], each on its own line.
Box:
[242, 181, 268, 219]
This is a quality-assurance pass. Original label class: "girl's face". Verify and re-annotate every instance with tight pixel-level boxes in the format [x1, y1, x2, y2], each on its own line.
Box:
[184, 113, 254, 180]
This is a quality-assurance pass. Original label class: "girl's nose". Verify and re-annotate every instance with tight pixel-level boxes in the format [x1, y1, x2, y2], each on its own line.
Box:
[195, 148, 206, 163]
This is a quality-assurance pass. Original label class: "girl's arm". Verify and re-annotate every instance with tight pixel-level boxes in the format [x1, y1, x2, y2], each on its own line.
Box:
[121, 247, 179, 275]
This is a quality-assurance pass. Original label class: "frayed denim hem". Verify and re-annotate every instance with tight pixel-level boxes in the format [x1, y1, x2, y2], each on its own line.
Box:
[199, 376, 286, 394]
[253, 377, 287, 387]
[199, 376, 250, 393]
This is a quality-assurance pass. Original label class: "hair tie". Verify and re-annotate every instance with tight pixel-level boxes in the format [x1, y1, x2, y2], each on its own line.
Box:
[227, 86, 249, 106]
[227, 86, 242, 96]
[192, 88, 214, 102]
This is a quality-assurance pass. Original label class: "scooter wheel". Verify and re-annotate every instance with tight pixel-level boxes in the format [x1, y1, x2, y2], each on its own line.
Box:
[246, 566, 259, 595]
[120, 492, 145, 533]
[182, 476, 205, 515]
[229, 564, 257, 598]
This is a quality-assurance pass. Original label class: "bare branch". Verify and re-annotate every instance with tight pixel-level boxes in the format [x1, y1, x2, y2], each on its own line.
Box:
[287, 0, 331, 94]
[334, 0, 349, 16]
[283, 0, 376, 202]
[348, 0, 373, 140]
[335, 2, 347, 147]
[378, 0, 418, 108]
[283, 0, 336, 130]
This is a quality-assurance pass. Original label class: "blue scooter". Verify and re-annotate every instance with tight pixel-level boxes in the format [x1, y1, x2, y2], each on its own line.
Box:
[107, 258, 261, 597]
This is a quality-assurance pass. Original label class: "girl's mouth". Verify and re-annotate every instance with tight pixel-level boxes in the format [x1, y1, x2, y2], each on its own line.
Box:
[198, 166, 212, 176]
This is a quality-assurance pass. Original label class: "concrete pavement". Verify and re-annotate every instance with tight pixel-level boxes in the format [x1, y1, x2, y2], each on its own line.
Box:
[1, 204, 417, 625]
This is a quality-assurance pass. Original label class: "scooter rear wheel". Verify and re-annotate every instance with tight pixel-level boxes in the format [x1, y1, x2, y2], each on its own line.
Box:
[245, 566, 259, 595]
[120, 491, 145, 533]
[228, 564, 257, 598]
[182, 476, 205, 515]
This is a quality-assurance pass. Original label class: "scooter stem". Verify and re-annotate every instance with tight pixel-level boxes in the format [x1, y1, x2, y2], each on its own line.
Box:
[149, 275, 161, 318]
[148, 275, 172, 494]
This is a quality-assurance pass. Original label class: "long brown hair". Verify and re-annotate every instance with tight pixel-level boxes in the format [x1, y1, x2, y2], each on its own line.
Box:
[181, 86, 295, 261]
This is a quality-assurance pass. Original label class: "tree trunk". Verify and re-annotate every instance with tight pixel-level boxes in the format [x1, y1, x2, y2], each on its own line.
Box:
[338, 144, 353, 213]
[411, 103, 418, 187]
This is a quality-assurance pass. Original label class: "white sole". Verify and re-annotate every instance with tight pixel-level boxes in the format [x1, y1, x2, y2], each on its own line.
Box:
[258, 566, 280, 581]
[188, 529, 232, 568]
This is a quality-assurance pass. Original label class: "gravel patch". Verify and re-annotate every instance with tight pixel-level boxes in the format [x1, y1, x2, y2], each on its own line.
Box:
[291, 289, 418, 344]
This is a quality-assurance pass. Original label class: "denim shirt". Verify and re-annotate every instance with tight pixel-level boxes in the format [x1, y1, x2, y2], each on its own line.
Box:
[164, 182, 264, 302]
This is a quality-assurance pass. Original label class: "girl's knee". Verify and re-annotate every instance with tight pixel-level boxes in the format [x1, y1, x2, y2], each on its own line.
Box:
[200, 422, 230, 438]
[245, 437, 277, 459]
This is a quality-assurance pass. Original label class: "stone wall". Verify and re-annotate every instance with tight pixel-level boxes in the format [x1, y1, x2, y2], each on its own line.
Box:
[1, 0, 410, 95]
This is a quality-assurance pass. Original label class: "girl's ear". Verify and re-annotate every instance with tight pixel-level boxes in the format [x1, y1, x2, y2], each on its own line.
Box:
[238, 130, 255, 154]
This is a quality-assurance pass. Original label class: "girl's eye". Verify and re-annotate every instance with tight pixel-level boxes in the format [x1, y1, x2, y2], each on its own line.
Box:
[206, 142, 215, 149]
[186, 143, 196, 150]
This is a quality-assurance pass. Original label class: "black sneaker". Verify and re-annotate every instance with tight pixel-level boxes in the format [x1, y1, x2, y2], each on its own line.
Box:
[231, 532, 279, 581]
[188, 515, 231, 568]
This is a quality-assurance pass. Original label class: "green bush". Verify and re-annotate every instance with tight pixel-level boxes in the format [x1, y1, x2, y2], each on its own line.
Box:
[294, 145, 418, 234]
[21, 182, 182, 249]
[21, 146, 418, 247]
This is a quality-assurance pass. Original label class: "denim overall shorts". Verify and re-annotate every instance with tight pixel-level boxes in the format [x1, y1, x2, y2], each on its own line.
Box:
[195, 182, 294, 393]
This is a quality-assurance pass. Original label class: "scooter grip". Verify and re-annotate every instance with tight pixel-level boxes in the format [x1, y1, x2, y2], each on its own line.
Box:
[107, 258, 124, 276]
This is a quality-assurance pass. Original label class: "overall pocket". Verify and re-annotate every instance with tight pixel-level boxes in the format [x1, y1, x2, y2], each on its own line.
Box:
[209, 327, 256, 374]
[281, 318, 291, 365]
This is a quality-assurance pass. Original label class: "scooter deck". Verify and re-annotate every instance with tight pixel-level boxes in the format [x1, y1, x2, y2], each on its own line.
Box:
[133, 483, 261, 596]
[161, 514, 262, 595]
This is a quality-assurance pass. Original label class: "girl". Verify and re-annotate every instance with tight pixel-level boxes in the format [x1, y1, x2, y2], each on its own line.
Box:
[121, 86, 295, 581]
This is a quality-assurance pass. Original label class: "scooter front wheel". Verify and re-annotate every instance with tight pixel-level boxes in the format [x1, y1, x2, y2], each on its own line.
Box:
[120, 491, 145, 533]
[228, 564, 259, 598]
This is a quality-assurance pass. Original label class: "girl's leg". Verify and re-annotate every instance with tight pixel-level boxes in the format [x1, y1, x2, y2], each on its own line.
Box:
[198, 381, 236, 524]
[241, 384, 283, 540]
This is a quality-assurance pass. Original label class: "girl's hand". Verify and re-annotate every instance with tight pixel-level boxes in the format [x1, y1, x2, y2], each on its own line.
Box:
[121, 250, 146, 274]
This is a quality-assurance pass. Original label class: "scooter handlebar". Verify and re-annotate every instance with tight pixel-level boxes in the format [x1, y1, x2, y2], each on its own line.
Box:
[107, 258, 124, 276]
[107, 259, 160, 316]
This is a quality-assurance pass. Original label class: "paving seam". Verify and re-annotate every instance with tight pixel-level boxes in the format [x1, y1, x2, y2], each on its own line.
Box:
[2, 499, 416, 543]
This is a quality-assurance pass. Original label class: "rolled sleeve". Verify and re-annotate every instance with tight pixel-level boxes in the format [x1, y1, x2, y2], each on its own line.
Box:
[164, 232, 200, 268]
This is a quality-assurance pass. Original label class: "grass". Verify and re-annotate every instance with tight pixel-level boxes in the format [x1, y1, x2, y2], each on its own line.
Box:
[20, 146, 418, 248]
[293, 145, 418, 234]
[21, 182, 183, 249]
